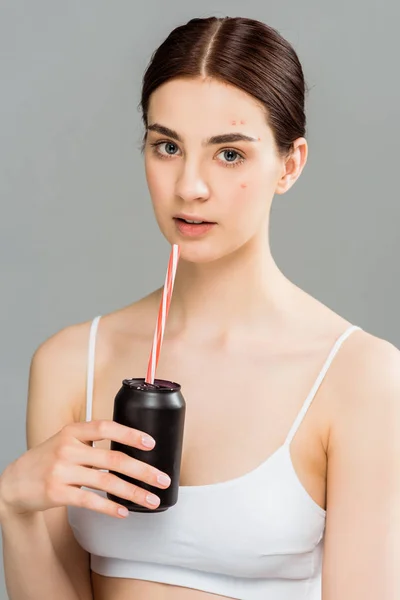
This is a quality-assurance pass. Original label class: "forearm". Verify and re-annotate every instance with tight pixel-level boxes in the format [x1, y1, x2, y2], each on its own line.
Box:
[1, 510, 81, 600]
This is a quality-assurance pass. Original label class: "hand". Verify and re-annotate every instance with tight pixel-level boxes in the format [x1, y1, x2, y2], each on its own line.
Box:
[0, 420, 171, 519]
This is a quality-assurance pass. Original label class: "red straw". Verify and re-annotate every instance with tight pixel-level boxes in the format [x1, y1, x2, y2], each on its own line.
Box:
[145, 244, 180, 384]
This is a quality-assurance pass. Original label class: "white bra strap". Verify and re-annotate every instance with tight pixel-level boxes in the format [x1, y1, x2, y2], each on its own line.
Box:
[284, 325, 362, 446]
[86, 316, 102, 422]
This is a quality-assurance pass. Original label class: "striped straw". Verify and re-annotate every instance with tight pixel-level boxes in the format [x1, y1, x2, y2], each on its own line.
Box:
[145, 244, 180, 385]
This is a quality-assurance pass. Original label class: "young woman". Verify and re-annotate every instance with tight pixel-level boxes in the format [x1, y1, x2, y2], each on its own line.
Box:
[1, 16, 398, 600]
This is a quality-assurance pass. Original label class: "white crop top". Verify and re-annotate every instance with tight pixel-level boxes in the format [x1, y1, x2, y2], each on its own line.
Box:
[68, 316, 361, 599]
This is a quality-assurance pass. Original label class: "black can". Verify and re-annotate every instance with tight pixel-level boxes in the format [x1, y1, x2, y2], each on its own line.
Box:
[107, 378, 186, 513]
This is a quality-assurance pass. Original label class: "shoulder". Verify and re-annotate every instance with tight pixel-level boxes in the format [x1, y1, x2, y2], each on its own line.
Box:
[30, 291, 160, 403]
[325, 326, 400, 453]
[329, 327, 400, 409]
[354, 330, 400, 392]
[31, 287, 159, 370]
[31, 287, 159, 372]
[32, 319, 95, 373]
[29, 319, 97, 421]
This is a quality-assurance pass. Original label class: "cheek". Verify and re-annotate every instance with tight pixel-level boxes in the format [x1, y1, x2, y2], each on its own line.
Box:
[228, 180, 251, 210]
[235, 180, 268, 220]
[222, 178, 249, 197]
[145, 159, 171, 203]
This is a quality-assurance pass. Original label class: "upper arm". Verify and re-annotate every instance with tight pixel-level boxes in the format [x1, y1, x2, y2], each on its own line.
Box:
[27, 322, 93, 600]
[322, 336, 400, 600]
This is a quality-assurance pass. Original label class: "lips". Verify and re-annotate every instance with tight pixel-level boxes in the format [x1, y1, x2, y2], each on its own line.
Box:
[173, 218, 216, 237]
[173, 214, 215, 224]
[175, 217, 211, 224]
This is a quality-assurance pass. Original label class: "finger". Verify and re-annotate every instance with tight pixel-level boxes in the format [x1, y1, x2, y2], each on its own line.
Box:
[75, 445, 171, 489]
[67, 420, 156, 450]
[63, 484, 132, 519]
[67, 464, 161, 510]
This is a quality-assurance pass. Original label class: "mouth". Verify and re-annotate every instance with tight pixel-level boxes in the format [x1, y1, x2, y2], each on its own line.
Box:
[173, 216, 216, 237]
[173, 214, 216, 225]
[174, 218, 212, 226]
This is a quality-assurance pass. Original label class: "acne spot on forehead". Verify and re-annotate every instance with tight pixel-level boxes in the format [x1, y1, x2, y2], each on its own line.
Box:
[240, 183, 247, 189]
[240, 120, 245, 125]
[231, 120, 237, 125]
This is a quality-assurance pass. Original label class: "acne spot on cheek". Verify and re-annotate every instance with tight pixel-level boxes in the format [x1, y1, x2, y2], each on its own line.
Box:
[240, 183, 247, 189]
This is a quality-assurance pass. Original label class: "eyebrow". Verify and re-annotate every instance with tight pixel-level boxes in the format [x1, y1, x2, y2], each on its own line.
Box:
[147, 123, 258, 145]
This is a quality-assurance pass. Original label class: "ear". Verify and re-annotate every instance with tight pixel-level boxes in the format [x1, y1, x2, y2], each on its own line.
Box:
[275, 137, 308, 195]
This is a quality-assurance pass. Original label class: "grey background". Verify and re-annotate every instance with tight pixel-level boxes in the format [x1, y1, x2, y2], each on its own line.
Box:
[0, 0, 399, 597]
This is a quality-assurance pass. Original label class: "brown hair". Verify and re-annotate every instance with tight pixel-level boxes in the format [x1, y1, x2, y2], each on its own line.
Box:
[140, 16, 307, 157]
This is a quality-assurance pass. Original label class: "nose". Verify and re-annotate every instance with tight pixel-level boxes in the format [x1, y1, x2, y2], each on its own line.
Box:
[175, 159, 210, 203]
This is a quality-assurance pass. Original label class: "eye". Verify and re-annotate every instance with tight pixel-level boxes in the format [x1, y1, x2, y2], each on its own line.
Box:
[216, 149, 245, 167]
[150, 141, 181, 157]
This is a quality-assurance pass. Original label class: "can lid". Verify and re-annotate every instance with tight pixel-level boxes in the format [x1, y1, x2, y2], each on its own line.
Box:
[122, 378, 180, 392]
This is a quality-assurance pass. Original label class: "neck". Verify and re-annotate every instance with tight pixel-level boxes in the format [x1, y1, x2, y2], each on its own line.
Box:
[164, 233, 300, 342]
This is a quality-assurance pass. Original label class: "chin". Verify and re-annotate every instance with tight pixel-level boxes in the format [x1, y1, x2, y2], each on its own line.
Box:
[163, 235, 244, 266]
[180, 248, 222, 264]
[172, 242, 219, 263]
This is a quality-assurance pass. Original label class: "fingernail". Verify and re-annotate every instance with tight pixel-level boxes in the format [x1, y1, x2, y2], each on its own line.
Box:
[142, 436, 155, 448]
[118, 507, 129, 517]
[157, 474, 171, 486]
[146, 494, 160, 506]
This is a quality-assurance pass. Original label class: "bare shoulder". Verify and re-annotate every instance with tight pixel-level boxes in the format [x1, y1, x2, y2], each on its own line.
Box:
[325, 326, 400, 425]
[33, 319, 92, 362]
[328, 325, 400, 463]
[30, 291, 160, 426]
[29, 319, 96, 423]
[352, 329, 400, 392]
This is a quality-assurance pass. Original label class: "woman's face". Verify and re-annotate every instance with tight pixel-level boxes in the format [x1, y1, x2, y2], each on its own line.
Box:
[144, 76, 303, 263]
